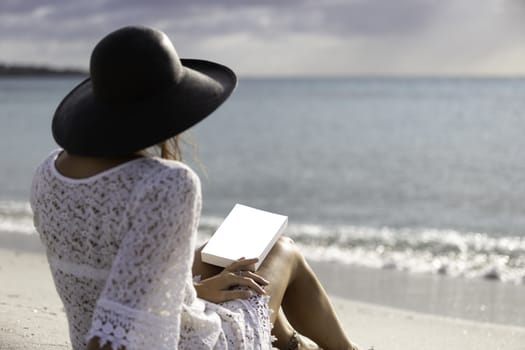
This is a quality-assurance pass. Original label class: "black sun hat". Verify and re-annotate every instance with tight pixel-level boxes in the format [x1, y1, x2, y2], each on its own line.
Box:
[52, 25, 237, 156]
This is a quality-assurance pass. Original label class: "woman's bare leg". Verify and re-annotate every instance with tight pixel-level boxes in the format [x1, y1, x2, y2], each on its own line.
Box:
[192, 245, 299, 348]
[256, 237, 354, 350]
[193, 239, 356, 350]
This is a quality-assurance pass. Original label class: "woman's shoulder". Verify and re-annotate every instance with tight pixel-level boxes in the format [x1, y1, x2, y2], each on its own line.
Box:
[150, 157, 196, 173]
[35, 149, 61, 170]
[31, 149, 62, 184]
[133, 157, 201, 195]
[145, 157, 200, 183]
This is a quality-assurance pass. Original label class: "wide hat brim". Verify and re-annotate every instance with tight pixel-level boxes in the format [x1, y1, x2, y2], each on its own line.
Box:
[52, 59, 237, 156]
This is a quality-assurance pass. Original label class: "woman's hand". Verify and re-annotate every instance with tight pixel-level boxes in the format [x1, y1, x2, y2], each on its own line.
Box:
[194, 257, 269, 303]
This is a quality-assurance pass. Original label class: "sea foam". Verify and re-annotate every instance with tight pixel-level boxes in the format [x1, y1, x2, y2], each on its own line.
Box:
[3, 200, 524, 284]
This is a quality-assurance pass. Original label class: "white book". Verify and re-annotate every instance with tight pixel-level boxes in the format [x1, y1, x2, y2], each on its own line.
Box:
[201, 204, 288, 271]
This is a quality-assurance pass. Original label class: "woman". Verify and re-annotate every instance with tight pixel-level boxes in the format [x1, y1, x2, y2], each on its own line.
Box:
[30, 26, 359, 350]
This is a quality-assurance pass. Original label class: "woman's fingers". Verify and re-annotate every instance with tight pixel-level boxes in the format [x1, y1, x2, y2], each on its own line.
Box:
[225, 257, 259, 272]
[238, 270, 269, 286]
[196, 257, 270, 304]
[195, 266, 270, 303]
[226, 273, 267, 295]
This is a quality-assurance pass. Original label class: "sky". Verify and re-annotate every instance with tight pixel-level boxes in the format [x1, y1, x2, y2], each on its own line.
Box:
[1, 0, 525, 77]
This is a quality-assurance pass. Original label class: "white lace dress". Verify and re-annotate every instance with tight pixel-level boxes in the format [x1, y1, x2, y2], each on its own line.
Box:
[30, 150, 274, 350]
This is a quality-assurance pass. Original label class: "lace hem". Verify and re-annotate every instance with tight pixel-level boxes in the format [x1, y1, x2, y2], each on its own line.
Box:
[87, 298, 180, 350]
[215, 292, 274, 349]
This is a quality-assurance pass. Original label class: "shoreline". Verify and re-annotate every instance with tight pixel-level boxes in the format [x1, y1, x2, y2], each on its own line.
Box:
[3, 232, 525, 324]
[2, 232, 524, 326]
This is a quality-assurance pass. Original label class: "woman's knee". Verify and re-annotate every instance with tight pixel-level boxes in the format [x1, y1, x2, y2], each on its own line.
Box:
[258, 236, 304, 315]
[274, 236, 297, 254]
[272, 236, 305, 267]
[278, 235, 295, 246]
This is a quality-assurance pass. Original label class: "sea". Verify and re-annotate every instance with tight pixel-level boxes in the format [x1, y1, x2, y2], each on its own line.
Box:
[1, 76, 525, 290]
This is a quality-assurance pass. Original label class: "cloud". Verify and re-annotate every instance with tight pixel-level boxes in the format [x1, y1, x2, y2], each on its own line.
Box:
[0, 0, 524, 76]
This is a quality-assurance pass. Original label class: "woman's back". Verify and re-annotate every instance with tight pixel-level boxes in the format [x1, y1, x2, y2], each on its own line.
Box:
[31, 150, 205, 349]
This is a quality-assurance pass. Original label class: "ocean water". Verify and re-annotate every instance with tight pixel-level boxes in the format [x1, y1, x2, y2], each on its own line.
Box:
[1, 76, 525, 285]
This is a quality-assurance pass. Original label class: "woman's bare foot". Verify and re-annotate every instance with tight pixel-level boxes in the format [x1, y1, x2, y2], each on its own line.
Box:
[296, 334, 323, 349]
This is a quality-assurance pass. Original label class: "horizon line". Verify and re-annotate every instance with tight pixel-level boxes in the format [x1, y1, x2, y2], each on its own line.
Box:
[1, 62, 525, 80]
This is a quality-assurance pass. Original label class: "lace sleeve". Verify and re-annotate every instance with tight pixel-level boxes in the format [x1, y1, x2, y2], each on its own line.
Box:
[87, 164, 202, 350]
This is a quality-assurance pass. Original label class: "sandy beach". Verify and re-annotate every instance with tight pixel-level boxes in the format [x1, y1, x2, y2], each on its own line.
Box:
[1, 241, 525, 350]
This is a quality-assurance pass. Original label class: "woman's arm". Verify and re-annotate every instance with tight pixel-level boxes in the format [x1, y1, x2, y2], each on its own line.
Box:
[86, 166, 202, 350]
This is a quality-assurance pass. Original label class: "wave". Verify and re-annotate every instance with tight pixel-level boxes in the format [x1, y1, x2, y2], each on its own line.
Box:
[3, 200, 525, 284]
[198, 218, 525, 285]
[284, 223, 525, 285]
[0, 200, 35, 234]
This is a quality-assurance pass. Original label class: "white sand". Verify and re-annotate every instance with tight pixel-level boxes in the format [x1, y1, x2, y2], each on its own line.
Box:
[0, 249, 69, 349]
[331, 296, 525, 350]
[1, 247, 524, 350]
